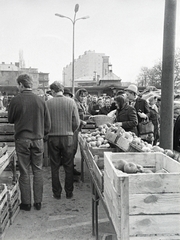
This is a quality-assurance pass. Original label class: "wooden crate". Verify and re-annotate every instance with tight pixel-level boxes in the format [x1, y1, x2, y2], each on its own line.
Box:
[105, 130, 118, 144]
[128, 142, 144, 152]
[7, 181, 20, 208]
[91, 156, 104, 193]
[104, 152, 180, 240]
[0, 124, 14, 134]
[88, 146, 117, 158]
[9, 197, 20, 225]
[0, 184, 9, 234]
[114, 135, 132, 152]
[0, 152, 9, 167]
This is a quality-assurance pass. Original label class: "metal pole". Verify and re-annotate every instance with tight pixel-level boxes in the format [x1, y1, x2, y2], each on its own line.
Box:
[160, 0, 177, 149]
[72, 21, 75, 96]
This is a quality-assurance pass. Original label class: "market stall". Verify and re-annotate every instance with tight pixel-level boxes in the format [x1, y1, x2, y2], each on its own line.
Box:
[78, 119, 180, 240]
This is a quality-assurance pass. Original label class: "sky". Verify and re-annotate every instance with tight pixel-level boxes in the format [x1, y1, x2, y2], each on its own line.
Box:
[0, 0, 180, 84]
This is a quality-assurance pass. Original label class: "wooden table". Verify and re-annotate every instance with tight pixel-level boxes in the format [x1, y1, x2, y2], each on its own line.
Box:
[78, 133, 116, 240]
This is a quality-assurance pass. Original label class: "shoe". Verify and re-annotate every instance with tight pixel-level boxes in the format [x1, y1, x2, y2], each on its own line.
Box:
[53, 194, 61, 200]
[20, 203, 31, 211]
[34, 203, 41, 210]
[66, 192, 73, 199]
[73, 168, 81, 176]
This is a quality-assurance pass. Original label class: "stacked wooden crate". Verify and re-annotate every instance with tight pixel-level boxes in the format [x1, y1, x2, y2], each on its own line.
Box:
[0, 112, 14, 145]
[0, 184, 10, 239]
[104, 152, 180, 240]
[7, 180, 20, 225]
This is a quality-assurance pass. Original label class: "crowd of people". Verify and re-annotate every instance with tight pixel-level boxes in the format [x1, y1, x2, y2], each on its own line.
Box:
[6, 73, 164, 212]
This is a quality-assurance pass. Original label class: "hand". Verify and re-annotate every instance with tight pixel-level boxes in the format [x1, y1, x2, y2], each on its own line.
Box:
[82, 121, 87, 126]
[138, 112, 147, 119]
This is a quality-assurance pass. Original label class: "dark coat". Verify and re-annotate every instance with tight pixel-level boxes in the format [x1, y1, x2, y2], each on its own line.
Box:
[134, 98, 150, 123]
[173, 115, 180, 151]
[99, 106, 111, 115]
[115, 103, 138, 134]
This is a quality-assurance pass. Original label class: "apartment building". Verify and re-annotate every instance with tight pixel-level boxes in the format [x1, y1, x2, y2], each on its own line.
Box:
[62, 50, 110, 87]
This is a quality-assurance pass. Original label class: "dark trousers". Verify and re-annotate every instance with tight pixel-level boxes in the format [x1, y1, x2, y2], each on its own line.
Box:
[48, 136, 74, 196]
[15, 139, 44, 204]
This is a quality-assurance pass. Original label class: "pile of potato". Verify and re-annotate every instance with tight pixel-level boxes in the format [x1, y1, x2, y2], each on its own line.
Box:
[112, 159, 168, 174]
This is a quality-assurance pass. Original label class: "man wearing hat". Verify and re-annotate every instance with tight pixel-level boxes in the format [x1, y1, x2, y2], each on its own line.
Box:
[47, 81, 80, 199]
[63, 88, 73, 98]
[125, 84, 150, 125]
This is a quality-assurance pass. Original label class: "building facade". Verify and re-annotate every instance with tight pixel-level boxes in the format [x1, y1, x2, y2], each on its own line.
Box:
[0, 62, 49, 94]
[62, 50, 110, 87]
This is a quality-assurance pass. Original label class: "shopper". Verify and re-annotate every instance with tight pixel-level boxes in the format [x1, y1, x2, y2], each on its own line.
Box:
[125, 84, 150, 135]
[114, 95, 138, 134]
[47, 81, 80, 199]
[99, 97, 111, 115]
[88, 95, 98, 115]
[8, 74, 51, 211]
[73, 89, 89, 176]
[148, 96, 160, 145]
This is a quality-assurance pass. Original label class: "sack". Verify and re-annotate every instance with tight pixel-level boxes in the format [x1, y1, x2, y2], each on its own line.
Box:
[138, 120, 154, 135]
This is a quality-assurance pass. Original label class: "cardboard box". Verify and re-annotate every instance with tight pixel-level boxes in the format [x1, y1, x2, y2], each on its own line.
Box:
[104, 152, 180, 240]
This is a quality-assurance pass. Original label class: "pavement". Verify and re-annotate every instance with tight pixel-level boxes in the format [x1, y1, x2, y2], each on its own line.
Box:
[3, 147, 115, 240]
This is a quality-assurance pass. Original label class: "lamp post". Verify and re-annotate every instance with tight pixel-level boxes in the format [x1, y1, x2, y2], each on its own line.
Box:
[55, 4, 89, 96]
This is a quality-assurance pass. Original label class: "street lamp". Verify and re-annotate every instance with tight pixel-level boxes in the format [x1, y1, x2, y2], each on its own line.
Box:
[55, 4, 89, 96]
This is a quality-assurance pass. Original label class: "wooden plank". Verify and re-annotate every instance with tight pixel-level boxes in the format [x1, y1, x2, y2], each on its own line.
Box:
[129, 173, 180, 194]
[104, 171, 121, 216]
[120, 176, 129, 240]
[0, 135, 14, 142]
[91, 159, 103, 192]
[0, 118, 8, 123]
[129, 214, 180, 236]
[129, 193, 180, 215]
[163, 155, 180, 172]
[130, 236, 180, 240]
[0, 124, 14, 134]
[0, 219, 10, 240]
[10, 205, 20, 225]
[89, 146, 117, 157]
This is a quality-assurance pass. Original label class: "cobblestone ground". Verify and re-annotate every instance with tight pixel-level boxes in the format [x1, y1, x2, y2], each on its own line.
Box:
[4, 149, 115, 240]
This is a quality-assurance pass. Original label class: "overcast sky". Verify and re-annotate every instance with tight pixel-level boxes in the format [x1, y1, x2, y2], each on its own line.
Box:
[0, 0, 180, 84]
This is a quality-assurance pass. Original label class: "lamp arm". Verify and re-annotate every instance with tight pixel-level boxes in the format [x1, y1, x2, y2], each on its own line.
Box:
[63, 16, 73, 24]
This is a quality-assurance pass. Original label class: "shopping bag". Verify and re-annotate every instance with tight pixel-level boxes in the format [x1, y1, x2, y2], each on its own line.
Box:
[138, 120, 154, 135]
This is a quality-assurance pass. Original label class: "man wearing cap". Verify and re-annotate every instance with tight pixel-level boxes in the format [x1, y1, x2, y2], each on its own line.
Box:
[8, 74, 51, 211]
[47, 81, 80, 199]
[125, 84, 150, 133]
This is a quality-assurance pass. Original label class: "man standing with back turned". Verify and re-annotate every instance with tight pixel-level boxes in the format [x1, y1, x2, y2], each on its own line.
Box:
[47, 81, 80, 199]
[8, 74, 51, 211]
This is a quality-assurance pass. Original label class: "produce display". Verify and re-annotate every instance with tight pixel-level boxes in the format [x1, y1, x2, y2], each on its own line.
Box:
[81, 122, 177, 160]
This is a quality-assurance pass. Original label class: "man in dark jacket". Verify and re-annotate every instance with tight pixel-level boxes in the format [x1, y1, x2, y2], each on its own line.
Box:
[8, 74, 51, 211]
[125, 84, 150, 122]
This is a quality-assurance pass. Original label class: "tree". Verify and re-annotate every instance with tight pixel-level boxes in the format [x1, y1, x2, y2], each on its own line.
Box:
[136, 48, 180, 89]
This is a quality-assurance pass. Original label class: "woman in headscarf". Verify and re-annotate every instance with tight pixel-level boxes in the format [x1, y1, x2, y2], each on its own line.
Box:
[115, 95, 138, 135]
[73, 89, 90, 176]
